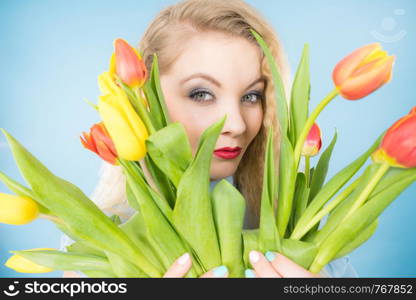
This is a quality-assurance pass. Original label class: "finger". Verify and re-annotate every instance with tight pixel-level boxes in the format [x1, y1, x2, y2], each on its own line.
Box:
[200, 265, 229, 278]
[249, 250, 282, 278]
[163, 253, 192, 278]
[264, 251, 321, 278]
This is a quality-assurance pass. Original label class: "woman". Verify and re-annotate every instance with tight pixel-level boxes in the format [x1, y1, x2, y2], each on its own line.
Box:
[62, 0, 357, 278]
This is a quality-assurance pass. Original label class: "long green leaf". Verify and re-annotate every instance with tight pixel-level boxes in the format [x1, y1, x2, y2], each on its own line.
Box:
[291, 132, 384, 240]
[212, 179, 246, 277]
[308, 130, 338, 201]
[309, 170, 416, 273]
[282, 239, 317, 270]
[289, 44, 310, 146]
[242, 229, 259, 268]
[10, 250, 112, 273]
[259, 126, 281, 251]
[250, 29, 288, 136]
[172, 116, 226, 271]
[1, 129, 161, 277]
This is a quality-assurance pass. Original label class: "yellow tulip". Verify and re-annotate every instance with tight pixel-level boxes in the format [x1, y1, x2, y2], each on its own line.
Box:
[0, 193, 39, 225]
[98, 72, 148, 161]
[5, 248, 54, 273]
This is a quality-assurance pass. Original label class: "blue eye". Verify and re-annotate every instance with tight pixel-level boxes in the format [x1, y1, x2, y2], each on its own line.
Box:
[189, 88, 214, 102]
[242, 92, 263, 103]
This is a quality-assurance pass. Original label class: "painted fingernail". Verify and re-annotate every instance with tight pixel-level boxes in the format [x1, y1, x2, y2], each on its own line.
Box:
[265, 251, 277, 262]
[249, 251, 260, 263]
[245, 269, 256, 278]
[212, 265, 228, 277]
[178, 253, 190, 265]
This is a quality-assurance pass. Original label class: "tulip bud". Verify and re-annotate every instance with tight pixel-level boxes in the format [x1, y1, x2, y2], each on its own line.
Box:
[333, 43, 395, 100]
[301, 123, 322, 157]
[109, 38, 147, 88]
[5, 248, 55, 273]
[0, 193, 39, 225]
[80, 122, 118, 165]
[372, 107, 416, 168]
[98, 72, 149, 161]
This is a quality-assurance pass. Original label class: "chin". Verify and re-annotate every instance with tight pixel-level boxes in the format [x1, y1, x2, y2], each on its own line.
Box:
[209, 159, 239, 181]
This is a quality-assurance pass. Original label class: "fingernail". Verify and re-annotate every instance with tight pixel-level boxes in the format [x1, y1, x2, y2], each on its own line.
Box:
[178, 253, 190, 265]
[265, 251, 277, 262]
[249, 251, 260, 263]
[245, 269, 256, 278]
[212, 265, 228, 277]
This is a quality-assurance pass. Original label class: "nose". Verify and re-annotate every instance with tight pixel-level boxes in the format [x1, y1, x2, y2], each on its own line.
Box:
[220, 103, 246, 138]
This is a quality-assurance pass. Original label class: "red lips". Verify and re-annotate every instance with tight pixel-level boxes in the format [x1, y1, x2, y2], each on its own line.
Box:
[214, 147, 242, 159]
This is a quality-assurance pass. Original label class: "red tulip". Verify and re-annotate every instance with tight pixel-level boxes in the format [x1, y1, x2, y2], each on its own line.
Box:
[80, 123, 118, 165]
[301, 123, 322, 157]
[109, 38, 147, 88]
[372, 107, 416, 168]
[333, 43, 395, 100]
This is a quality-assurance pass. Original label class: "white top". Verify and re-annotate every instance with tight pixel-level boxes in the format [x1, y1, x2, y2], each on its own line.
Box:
[60, 174, 357, 277]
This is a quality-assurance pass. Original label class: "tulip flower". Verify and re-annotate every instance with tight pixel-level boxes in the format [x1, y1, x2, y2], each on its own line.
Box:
[333, 43, 395, 100]
[0, 193, 39, 225]
[109, 38, 147, 88]
[301, 123, 322, 157]
[80, 122, 118, 165]
[5, 248, 55, 273]
[372, 106, 416, 168]
[98, 71, 149, 161]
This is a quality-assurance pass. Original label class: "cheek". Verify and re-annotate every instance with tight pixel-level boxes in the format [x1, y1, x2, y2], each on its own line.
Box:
[245, 106, 263, 143]
[164, 97, 216, 155]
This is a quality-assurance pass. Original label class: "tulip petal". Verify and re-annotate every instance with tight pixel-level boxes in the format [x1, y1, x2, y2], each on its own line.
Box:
[99, 100, 145, 161]
[332, 43, 381, 86]
[0, 193, 39, 225]
[337, 55, 394, 100]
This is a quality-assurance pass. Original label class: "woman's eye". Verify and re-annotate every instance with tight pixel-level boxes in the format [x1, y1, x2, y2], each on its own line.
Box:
[189, 89, 214, 102]
[242, 92, 263, 104]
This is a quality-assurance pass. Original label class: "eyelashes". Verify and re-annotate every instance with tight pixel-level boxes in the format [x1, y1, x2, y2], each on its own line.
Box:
[188, 88, 264, 104]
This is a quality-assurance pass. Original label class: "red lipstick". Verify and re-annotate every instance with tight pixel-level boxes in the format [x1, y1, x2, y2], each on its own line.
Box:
[214, 147, 242, 159]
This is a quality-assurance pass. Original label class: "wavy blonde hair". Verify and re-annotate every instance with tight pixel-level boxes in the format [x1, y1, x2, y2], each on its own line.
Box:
[91, 0, 292, 228]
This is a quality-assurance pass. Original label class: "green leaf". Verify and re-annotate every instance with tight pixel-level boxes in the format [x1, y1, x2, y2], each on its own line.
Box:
[277, 134, 297, 238]
[281, 239, 317, 270]
[308, 130, 338, 201]
[291, 131, 384, 240]
[289, 44, 310, 147]
[1, 129, 161, 277]
[259, 126, 281, 252]
[250, 29, 288, 136]
[66, 241, 106, 258]
[292, 172, 310, 227]
[310, 170, 416, 273]
[11, 250, 112, 272]
[146, 122, 193, 187]
[172, 116, 226, 271]
[144, 155, 176, 208]
[242, 229, 259, 268]
[333, 219, 378, 260]
[104, 251, 146, 277]
[143, 53, 170, 129]
[212, 179, 246, 277]
[312, 163, 379, 246]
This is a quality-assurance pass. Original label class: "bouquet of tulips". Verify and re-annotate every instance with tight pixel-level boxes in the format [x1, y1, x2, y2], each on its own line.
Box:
[1, 31, 415, 278]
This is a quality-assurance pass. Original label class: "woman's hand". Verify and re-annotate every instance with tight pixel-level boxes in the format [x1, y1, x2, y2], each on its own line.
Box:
[245, 251, 322, 278]
[163, 253, 229, 278]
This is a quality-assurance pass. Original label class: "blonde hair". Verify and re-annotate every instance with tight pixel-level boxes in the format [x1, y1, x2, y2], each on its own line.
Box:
[91, 0, 292, 228]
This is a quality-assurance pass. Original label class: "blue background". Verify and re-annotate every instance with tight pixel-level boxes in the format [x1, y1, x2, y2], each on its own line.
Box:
[0, 0, 414, 277]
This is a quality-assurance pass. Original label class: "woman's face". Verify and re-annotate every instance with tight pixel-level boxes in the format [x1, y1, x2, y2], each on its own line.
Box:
[160, 31, 264, 181]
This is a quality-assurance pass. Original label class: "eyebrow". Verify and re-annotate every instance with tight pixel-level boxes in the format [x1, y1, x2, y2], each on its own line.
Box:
[180, 73, 266, 89]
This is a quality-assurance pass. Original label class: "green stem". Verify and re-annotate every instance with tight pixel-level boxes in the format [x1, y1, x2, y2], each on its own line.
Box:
[294, 88, 339, 170]
[342, 162, 390, 222]
[305, 156, 310, 186]
[292, 176, 360, 240]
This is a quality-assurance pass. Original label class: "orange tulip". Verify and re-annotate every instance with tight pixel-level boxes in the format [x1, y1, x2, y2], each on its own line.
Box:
[372, 107, 416, 168]
[109, 38, 147, 88]
[333, 43, 395, 100]
[301, 123, 322, 157]
[80, 122, 118, 165]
